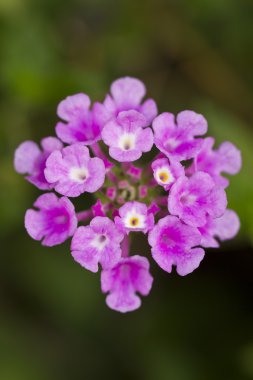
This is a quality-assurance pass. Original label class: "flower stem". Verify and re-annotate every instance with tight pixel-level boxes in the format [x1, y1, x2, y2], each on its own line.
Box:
[121, 235, 130, 257]
[77, 210, 93, 223]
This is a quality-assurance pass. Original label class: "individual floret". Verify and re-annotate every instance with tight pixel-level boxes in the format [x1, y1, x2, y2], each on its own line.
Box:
[71, 217, 124, 272]
[115, 201, 154, 234]
[45, 144, 105, 197]
[101, 110, 153, 162]
[153, 111, 207, 161]
[25, 193, 77, 246]
[101, 255, 153, 313]
[100, 76, 158, 126]
[198, 209, 240, 248]
[187, 137, 242, 188]
[168, 172, 227, 227]
[148, 215, 205, 276]
[14, 137, 63, 190]
[56, 93, 109, 145]
[152, 157, 184, 190]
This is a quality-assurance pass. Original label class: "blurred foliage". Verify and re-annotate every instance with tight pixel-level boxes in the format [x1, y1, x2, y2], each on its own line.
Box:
[0, 0, 253, 379]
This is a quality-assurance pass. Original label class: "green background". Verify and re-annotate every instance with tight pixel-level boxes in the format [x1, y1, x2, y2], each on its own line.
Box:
[0, 0, 253, 379]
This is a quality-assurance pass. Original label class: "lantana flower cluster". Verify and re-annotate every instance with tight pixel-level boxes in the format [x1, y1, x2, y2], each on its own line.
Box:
[14, 77, 242, 313]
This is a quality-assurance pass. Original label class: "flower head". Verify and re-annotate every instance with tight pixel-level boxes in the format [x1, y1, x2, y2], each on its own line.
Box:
[25, 193, 77, 246]
[45, 144, 105, 197]
[71, 217, 124, 272]
[14, 137, 63, 190]
[101, 110, 154, 162]
[15, 76, 241, 313]
[153, 111, 207, 161]
[168, 172, 227, 227]
[101, 255, 153, 313]
[148, 215, 204, 276]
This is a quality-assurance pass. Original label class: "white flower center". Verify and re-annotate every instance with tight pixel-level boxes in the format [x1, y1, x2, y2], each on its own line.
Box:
[118, 133, 136, 151]
[124, 210, 145, 229]
[91, 234, 108, 251]
[180, 192, 196, 206]
[155, 167, 174, 185]
[69, 167, 89, 183]
[165, 138, 179, 151]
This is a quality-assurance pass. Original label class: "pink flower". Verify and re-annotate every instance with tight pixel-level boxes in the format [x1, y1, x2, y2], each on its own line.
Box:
[151, 157, 184, 190]
[148, 215, 204, 276]
[14, 137, 63, 190]
[101, 110, 154, 162]
[115, 201, 154, 234]
[71, 217, 124, 273]
[168, 172, 227, 227]
[101, 76, 158, 126]
[45, 144, 105, 197]
[56, 93, 109, 145]
[198, 209, 240, 248]
[187, 137, 242, 188]
[101, 255, 153, 313]
[25, 193, 77, 246]
[153, 111, 207, 161]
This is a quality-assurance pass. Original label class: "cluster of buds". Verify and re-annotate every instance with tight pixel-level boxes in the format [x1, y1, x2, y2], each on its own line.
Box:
[14, 77, 242, 313]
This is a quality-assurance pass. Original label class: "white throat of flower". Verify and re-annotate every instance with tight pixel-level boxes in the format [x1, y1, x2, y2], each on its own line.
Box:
[165, 138, 179, 151]
[91, 234, 108, 251]
[69, 167, 89, 183]
[180, 192, 196, 206]
[124, 210, 146, 229]
[155, 166, 174, 185]
[118, 133, 136, 151]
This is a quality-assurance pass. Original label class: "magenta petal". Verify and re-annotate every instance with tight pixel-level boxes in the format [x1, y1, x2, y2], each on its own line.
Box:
[213, 209, 240, 241]
[110, 77, 146, 108]
[198, 210, 240, 248]
[85, 158, 106, 192]
[101, 120, 122, 146]
[14, 141, 41, 174]
[117, 110, 146, 129]
[57, 93, 91, 121]
[176, 110, 208, 136]
[41, 137, 63, 153]
[136, 127, 154, 152]
[92, 101, 111, 129]
[153, 112, 175, 137]
[175, 248, 205, 276]
[140, 99, 158, 125]
[109, 147, 142, 162]
[217, 141, 242, 175]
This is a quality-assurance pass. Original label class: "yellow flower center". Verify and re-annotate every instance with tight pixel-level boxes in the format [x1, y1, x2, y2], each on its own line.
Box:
[159, 171, 169, 183]
[129, 217, 139, 226]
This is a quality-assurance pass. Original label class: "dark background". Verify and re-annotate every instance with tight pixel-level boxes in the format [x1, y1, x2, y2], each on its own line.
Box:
[1, 0, 253, 379]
